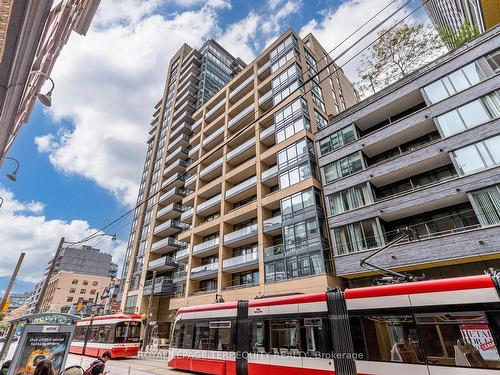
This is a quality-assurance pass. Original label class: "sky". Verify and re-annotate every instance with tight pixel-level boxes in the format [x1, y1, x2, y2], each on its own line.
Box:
[0, 0, 435, 295]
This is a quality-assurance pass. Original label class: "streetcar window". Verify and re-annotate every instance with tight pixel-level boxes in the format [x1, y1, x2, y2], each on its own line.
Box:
[304, 318, 330, 357]
[193, 321, 211, 350]
[93, 325, 112, 343]
[251, 321, 266, 353]
[74, 326, 88, 341]
[210, 321, 233, 351]
[171, 321, 181, 348]
[115, 321, 141, 343]
[416, 312, 500, 369]
[179, 322, 194, 349]
[270, 320, 302, 356]
[351, 315, 423, 364]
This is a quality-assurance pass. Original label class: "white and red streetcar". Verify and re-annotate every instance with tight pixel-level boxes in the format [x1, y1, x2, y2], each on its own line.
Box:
[168, 274, 500, 374]
[70, 314, 142, 358]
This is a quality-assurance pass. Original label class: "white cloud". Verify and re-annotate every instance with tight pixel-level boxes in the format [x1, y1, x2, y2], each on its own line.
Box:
[218, 12, 261, 62]
[299, 0, 414, 83]
[0, 187, 126, 286]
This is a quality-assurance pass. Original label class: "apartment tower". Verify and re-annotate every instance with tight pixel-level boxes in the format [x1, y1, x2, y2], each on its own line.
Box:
[316, 27, 499, 287]
[119, 29, 358, 329]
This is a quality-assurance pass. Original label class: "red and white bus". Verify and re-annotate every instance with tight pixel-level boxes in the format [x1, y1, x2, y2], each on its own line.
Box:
[168, 274, 500, 375]
[70, 314, 142, 358]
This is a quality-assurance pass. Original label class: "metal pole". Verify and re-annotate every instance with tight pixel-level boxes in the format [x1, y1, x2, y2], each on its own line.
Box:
[0, 252, 25, 316]
[142, 270, 157, 351]
[34, 237, 64, 313]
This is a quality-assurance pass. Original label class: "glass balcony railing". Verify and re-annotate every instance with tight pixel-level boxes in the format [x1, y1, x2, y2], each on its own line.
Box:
[154, 219, 190, 234]
[192, 117, 203, 131]
[264, 244, 284, 257]
[260, 125, 275, 140]
[226, 138, 256, 161]
[205, 100, 225, 119]
[173, 270, 187, 283]
[180, 207, 193, 221]
[228, 103, 255, 129]
[257, 60, 271, 76]
[223, 252, 258, 269]
[174, 248, 189, 260]
[151, 237, 185, 253]
[258, 91, 272, 106]
[188, 144, 200, 157]
[202, 126, 224, 147]
[193, 237, 219, 255]
[191, 261, 219, 275]
[200, 158, 223, 178]
[225, 176, 256, 199]
[148, 256, 176, 270]
[263, 215, 282, 232]
[156, 203, 186, 219]
[197, 194, 221, 213]
[224, 224, 258, 244]
[229, 75, 254, 99]
[261, 165, 278, 181]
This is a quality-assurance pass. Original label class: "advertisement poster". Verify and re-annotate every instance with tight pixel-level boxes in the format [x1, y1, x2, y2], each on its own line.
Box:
[12, 332, 70, 375]
[460, 324, 500, 361]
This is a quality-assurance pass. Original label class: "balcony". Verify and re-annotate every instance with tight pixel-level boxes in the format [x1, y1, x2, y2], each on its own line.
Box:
[205, 100, 225, 121]
[202, 126, 224, 148]
[229, 75, 254, 102]
[263, 215, 282, 234]
[173, 270, 187, 284]
[165, 146, 188, 163]
[192, 237, 220, 256]
[260, 124, 275, 145]
[143, 277, 177, 296]
[192, 117, 203, 132]
[180, 207, 193, 223]
[147, 256, 177, 272]
[170, 123, 192, 139]
[190, 262, 219, 281]
[197, 194, 221, 215]
[200, 158, 223, 181]
[223, 252, 258, 273]
[257, 60, 271, 77]
[184, 174, 197, 190]
[224, 224, 258, 247]
[158, 187, 188, 206]
[156, 203, 186, 220]
[258, 91, 272, 107]
[168, 133, 190, 151]
[151, 237, 186, 254]
[174, 248, 189, 262]
[261, 165, 278, 184]
[226, 137, 256, 165]
[228, 103, 255, 130]
[154, 219, 190, 237]
[225, 176, 257, 202]
[163, 159, 189, 178]
[161, 172, 187, 190]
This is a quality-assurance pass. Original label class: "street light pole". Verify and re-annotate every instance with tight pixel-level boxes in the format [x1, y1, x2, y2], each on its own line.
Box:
[142, 270, 157, 351]
[34, 237, 65, 313]
[0, 252, 25, 318]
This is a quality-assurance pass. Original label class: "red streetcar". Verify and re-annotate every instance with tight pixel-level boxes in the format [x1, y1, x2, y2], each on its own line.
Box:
[168, 274, 500, 375]
[70, 314, 142, 358]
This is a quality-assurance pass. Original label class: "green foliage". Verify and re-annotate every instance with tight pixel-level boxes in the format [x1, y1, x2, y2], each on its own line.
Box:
[438, 20, 479, 49]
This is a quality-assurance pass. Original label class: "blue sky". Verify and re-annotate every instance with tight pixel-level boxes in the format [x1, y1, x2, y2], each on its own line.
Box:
[0, 0, 433, 294]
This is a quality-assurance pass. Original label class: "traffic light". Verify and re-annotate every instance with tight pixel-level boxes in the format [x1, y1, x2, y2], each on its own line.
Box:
[1, 299, 10, 314]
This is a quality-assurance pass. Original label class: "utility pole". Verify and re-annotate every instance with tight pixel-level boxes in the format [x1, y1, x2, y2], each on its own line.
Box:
[34, 237, 65, 313]
[142, 270, 157, 351]
[0, 252, 25, 317]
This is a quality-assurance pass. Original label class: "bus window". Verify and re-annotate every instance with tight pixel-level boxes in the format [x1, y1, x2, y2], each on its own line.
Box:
[179, 321, 194, 349]
[95, 325, 111, 343]
[251, 321, 266, 353]
[127, 321, 141, 342]
[416, 312, 500, 369]
[209, 321, 233, 351]
[74, 327, 88, 341]
[194, 321, 211, 350]
[270, 320, 301, 356]
[352, 315, 423, 364]
[304, 318, 329, 357]
[115, 322, 130, 343]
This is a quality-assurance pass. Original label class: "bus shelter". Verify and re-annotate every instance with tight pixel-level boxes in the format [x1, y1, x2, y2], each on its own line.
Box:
[0, 313, 80, 375]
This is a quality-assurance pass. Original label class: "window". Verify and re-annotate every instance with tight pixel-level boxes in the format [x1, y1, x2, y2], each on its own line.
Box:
[72, 279, 78, 285]
[232, 271, 258, 287]
[416, 312, 500, 369]
[304, 318, 331, 356]
[423, 60, 485, 104]
[80, 289, 87, 294]
[272, 64, 302, 105]
[277, 139, 310, 170]
[270, 35, 295, 60]
[311, 80, 326, 112]
[251, 321, 266, 353]
[328, 183, 373, 215]
[124, 295, 138, 314]
[323, 152, 364, 183]
[69, 288, 76, 294]
[92, 281, 99, 287]
[436, 92, 500, 137]
[279, 163, 314, 189]
[90, 290, 97, 295]
[115, 321, 141, 343]
[270, 320, 301, 355]
[485, 49, 500, 73]
[66, 297, 73, 303]
[274, 98, 310, 144]
[192, 320, 234, 351]
[314, 110, 328, 129]
[318, 124, 358, 155]
[333, 218, 383, 255]
[281, 188, 315, 217]
[271, 48, 297, 73]
[351, 314, 424, 364]
[471, 185, 500, 225]
[82, 280, 89, 286]
[452, 135, 500, 174]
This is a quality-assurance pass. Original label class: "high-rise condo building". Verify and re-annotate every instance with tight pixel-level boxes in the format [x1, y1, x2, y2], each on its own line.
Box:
[119, 29, 358, 335]
[316, 27, 499, 287]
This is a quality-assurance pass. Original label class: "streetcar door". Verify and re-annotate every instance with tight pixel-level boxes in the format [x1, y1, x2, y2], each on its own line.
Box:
[236, 300, 250, 375]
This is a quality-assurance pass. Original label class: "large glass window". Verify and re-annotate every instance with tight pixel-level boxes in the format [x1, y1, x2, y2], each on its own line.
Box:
[281, 188, 315, 217]
[471, 185, 500, 225]
[279, 163, 314, 189]
[314, 110, 328, 130]
[272, 64, 302, 105]
[270, 320, 301, 355]
[452, 135, 500, 175]
[436, 92, 500, 137]
[318, 124, 358, 155]
[323, 151, 364, 183]
[270, 35, 295, 60]
[328, 183, 372, 215]
[416, 312, 500, 369]
[423, 61, 486, 104]
[333, 218, 383, 255]
[274, 98, 310, 144]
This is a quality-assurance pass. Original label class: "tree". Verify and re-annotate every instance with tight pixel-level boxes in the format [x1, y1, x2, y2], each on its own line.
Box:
[438, 20, 479, 49]
[356, 23, 445, 97]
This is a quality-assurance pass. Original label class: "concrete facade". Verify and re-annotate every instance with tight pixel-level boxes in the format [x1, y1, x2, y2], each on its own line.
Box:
[316, 27, 500, 286]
